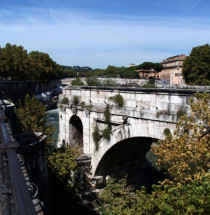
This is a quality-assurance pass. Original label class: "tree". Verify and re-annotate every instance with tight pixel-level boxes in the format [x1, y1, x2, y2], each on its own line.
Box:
[0, 43, 29, 79]
[47, 145, 79, 183]
[182, 44, 210, 85]
[101, 174, 210, 215]
[16, 94, 55, 146]
[152, 92, 210, 184]
[0, 43, 62, 81]
[28, 51, 62, 82]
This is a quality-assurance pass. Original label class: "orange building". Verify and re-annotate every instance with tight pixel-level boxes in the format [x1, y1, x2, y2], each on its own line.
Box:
[136, 68, 160, 79]
[160, 55, 186, 85]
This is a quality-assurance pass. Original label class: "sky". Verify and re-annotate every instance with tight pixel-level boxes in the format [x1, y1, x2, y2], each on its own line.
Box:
[0, 0, 210, 68]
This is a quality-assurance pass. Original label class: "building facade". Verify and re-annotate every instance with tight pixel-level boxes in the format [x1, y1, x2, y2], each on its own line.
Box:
[136, 68, 160, 79]
[160, 55, 186, 85]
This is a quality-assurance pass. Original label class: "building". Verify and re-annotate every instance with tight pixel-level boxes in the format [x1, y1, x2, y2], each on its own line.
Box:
[127, 63, 136, 67]
[160, 55, 186, 85]
[136, 68, 160, 79]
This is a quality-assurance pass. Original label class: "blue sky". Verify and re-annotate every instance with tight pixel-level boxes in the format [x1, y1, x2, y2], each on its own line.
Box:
[0, 0, 210, 68]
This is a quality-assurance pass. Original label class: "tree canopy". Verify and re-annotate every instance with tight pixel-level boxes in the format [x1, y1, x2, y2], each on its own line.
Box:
[182, 44, 210, 85]
[0, 43, 62, 82]
[16, 94, 55, 146]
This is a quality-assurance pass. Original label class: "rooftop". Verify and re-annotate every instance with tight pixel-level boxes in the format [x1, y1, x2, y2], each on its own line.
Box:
[161, 54, 186, 64]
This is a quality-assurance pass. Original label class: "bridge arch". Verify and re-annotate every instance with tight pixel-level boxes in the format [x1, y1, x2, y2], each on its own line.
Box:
[69, 115, 83, 148]
[91, 120, 175, 176]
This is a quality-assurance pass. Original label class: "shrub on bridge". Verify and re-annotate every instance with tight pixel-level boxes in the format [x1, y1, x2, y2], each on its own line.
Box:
[73, 95, 80, 105]
[61, 97, 69, 105]
[163, 128, 171, 136]
[102, 126, 112, 141]
[104, 105, 111, 124]
[109, 94, 124, 108]
[92, 126, 101, 151]
[71, 77, 84, 86]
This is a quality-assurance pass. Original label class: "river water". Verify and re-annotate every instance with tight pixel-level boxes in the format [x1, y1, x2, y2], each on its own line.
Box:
[45, 108, 59, 146]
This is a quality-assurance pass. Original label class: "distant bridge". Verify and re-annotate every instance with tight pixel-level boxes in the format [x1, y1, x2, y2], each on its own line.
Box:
[58, 86, 209, 181]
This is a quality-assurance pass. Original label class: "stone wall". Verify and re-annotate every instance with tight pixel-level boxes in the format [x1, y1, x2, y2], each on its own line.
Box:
[58, 87, 209, 176]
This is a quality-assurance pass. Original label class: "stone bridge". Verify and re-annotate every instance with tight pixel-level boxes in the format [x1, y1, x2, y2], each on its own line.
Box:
[58, 86, 205, 180]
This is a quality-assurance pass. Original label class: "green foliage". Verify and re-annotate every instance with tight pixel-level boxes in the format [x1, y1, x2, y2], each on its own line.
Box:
[163, 128, 171, 136]
[0, 43, 62, 82]
[47, 145, 79, 183]
[61, 97, 69, 105]
[80, 101, 85, 108]
[85, 104, 93, 110]
[28, 51, 61, 82]
[73, 95, 80, 105]
[148, 76, 155, 84]
[109, 94, 124, 108]
[182, 44, 210, 85]
[92, 126, 101, 151]
[101, 174, 210, 215]
[176, 109, 186, 120]
[104, 105, 111, 123]
[16, 94, 55, 147]
[101, 79, 117, 86]
[85, 76, 102, 86]
[142, 83, 156, 88]
[0, 43, 29, 80]
[102, 126, 112, 140]
[71, 77, 84, 86]
[136, 62, 163, 71]
[101, 178, 136, 215]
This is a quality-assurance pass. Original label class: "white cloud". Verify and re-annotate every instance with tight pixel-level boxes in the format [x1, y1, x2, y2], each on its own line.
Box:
[0, 6, 210, 68]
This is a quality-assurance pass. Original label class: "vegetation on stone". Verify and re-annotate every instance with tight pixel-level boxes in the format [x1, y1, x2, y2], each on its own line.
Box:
[79, 101, 85, 108]
[61, 97, 69, 105]
[104, 105, 111, 124]
[86, 76, 102, 86]
[71, 77, 84, 86]
[92, 126, 101, 150]
[109, 94, 124, 108]
[102, 126, 112, 141]
[163, 128, 171, 136]
[73, 95, 80, 105]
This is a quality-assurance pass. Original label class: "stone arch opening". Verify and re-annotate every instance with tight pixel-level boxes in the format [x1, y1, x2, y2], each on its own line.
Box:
[69, 115, 83, 148]
[95, 137, 164, 188]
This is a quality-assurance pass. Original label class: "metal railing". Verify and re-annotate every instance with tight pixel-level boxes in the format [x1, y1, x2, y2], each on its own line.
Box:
[0, 109, 37, 215]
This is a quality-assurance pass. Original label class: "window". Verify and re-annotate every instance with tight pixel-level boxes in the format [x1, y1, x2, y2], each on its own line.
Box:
[175, 73, 182, 77]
